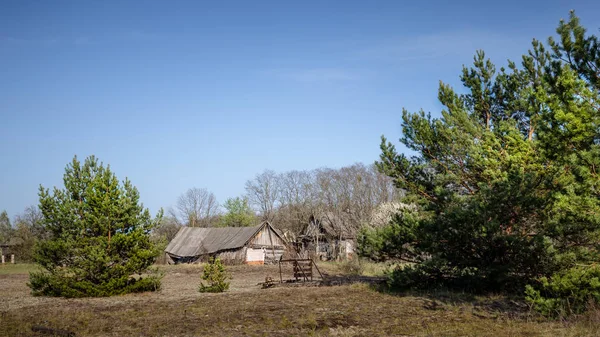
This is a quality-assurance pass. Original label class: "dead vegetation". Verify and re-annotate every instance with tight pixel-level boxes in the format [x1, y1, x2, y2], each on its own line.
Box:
[1, 263, 599, 336]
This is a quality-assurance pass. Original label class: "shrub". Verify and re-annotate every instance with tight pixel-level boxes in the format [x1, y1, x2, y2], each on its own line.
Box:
[199, 257, 231, 293]
[29, 268, 162, 298]
[526, 266, 600, 317]
[339, 259, 364, 276]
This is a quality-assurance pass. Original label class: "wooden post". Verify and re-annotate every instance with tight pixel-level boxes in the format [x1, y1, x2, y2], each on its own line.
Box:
[267, 224, 276, 262]
[279, 259, 283, 284]
[316, 234, 319, 260]
[11, 254, 15, 264]
[1, 255, 4, 264]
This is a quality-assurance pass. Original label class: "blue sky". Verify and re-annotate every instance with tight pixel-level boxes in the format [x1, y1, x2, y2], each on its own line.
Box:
[1, 0, 599, 217]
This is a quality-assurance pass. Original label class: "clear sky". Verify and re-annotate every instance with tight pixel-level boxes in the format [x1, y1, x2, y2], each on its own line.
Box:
[1, 0, 599, 217]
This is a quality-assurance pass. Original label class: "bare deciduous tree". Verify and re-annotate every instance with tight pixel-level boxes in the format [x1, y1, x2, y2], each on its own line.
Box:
[173, 188, 220, 227]
[265, 164, 400, 239]
[277, 170, 319, 236]
[245, 170, 280, 223]
[13, 205, 46, 240]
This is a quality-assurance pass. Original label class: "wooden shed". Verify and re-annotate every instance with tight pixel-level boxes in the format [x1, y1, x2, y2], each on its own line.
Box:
[296, 214, 356, 261]
[164, 221, 287, 265]
[0, 237, 24, 261]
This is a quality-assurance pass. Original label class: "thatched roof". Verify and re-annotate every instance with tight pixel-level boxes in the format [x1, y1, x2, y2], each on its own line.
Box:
[165, 222, 284, 258]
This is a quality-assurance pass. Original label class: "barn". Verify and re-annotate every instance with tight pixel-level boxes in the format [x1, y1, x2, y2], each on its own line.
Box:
[164, 221, 288, 265]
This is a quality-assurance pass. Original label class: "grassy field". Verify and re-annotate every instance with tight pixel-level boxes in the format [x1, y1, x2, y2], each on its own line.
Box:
[1, 262, 599, 337]
[0, 263, 39, 275]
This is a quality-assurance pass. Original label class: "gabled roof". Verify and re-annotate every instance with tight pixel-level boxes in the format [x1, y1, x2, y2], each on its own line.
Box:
[0, 237, 24, 247]
[165, 221, 285, 258]
[300, 213, 356, 240]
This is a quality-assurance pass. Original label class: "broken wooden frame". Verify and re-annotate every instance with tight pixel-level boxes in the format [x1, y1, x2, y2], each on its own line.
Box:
[278, 258, 323, 283]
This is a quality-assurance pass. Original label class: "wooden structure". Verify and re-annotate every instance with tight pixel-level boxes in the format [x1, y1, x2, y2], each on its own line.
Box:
[278, 258, 323, 283]
[296, 214, 356, 261]
[0, 237, 23, 264]
[165, 221, 288, 265]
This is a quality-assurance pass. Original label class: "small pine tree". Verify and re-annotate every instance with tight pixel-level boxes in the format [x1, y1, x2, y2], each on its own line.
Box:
[199, 257, 231, 293]
[29, 155, 163, 297]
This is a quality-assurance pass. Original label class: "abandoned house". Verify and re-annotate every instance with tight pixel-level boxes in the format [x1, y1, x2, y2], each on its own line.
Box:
[296, 213, 356, 261]
[0, 237, 24, 262]
[164, 221, 288, 265]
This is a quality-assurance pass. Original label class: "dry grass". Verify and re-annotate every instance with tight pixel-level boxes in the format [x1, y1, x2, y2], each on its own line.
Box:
[323, 259, 397, 277]
[0, 263, 39, 275]
[1, 263, 599, 336]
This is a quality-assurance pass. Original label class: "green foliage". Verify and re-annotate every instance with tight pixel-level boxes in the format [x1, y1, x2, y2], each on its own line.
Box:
[549, 10, 600, 90]
[11, 221, 35, 262]
[526, 266, 600, 317]
[0, 210, 13, 245]
[28, 155, 163, 297]
[0, 207, 49, 262]
[358, 212, 421, 263]
[218, 197, 256, 227]
[199, 257, 231, 293]
[373, 11, 600, 315]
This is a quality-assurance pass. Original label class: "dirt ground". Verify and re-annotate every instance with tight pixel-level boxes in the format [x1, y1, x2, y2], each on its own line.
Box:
[1, 263, 599, 337]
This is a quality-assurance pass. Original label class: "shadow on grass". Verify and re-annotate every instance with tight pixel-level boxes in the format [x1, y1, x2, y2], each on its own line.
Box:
[321, 273, 387, 286]
[358, 277, 532, 319]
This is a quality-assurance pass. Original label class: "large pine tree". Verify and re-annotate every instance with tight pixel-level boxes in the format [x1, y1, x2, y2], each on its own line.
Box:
[29, 155, 163, 297]
[366, 11, 600, 316]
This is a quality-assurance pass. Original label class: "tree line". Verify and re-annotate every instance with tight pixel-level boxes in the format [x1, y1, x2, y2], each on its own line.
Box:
[1, 163, 399, 261]
[155, 163, 399, 243]
[0, 207, 47, 262]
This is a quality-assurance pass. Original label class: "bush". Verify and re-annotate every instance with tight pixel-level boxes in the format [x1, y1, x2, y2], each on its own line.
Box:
[29, 268, 162, 298]
[199, 257, 231, 293]
[339, 259, 364, 275]
[337, 258, 391, 277]
[525, 266, 600, 317]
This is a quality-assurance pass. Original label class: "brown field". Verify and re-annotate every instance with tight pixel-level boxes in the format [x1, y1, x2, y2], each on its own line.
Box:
[1, 263, 599, 337]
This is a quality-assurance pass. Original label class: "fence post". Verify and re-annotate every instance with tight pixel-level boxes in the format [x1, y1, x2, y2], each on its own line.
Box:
[1, 255, 4, 264]
[11, 254, 15, 264]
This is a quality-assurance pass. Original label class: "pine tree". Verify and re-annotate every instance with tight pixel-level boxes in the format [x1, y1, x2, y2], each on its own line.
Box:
[29, 155, 163, 297]
[369, 11, 600, 315]
[549, 10, 600, 91]
[0, 210, 13, 244]
[198, 257, 231, 293]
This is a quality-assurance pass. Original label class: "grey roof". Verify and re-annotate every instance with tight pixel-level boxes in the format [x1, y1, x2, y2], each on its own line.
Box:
[165, 222, 282, 258]
[0, 237, 24, 247]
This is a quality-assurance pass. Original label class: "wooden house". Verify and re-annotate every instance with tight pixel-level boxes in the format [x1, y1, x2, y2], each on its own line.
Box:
[165, 221, 287, 265]
[0, 237, 24, 262]
[296, 214, 356, 261]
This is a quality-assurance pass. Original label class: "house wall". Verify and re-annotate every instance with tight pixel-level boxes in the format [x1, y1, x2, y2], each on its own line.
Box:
[246, 248, 265, 265]
[215, 248, 247, 265]
[249, 226, 287, 247]
[167, 248, 247, 265]
[248, 225, 287, 263]
[342, 240, 355, 259]
[299, 239, 355, 261]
